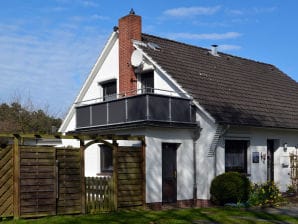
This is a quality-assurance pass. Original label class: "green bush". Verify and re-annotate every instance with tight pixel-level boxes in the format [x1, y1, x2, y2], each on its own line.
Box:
[210, 172, 250, 205]
[248, 181, 283, 207]
[286, 184, 297, 195]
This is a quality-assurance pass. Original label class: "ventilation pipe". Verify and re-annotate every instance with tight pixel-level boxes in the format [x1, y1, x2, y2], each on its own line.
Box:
[210, 44, 219, 56]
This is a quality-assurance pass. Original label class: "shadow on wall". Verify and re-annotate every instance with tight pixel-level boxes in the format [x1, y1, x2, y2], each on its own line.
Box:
[146, 139, 162, 203]
[177, 141, 193, 200]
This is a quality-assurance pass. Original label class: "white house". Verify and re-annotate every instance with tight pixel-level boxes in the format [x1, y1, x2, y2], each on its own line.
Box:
[59, 10, 298, 208]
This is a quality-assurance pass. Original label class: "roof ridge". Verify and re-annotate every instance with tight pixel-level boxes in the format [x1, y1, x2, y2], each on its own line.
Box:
[141, 33, 277, 69]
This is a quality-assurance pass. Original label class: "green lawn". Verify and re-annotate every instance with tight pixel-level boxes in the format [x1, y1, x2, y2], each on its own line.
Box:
[2, 207, 298, 224]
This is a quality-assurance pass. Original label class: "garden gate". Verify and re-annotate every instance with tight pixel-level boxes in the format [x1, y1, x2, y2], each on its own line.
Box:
[85, 144, 145, 213]
[0, 135, 84, 219]
[117, 146, 144, 208]
[0, 134, 145, 218]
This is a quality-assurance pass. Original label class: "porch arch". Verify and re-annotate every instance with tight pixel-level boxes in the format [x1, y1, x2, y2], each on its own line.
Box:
[79, 135, 146, 210]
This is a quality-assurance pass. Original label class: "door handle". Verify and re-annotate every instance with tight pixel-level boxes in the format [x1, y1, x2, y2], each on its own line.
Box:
[174, 170, 177, 178]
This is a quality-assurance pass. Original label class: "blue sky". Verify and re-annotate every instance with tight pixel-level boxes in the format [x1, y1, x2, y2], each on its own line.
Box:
[0, 0, 297, 117]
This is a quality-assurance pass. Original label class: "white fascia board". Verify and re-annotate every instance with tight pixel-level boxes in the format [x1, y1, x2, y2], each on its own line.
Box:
[133, 44, 216, 124]
[59, 32, 118, 133]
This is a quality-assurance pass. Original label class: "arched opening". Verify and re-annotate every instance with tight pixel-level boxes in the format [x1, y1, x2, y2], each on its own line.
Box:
[81, 136, 145, 212]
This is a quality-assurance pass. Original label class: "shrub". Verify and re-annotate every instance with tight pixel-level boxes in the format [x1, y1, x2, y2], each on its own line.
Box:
[210, 172, 250, 205]
[248, 181, 283, 207]
[286, 184, 297, 196]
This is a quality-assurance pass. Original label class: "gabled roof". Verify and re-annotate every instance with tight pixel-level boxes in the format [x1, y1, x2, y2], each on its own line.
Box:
[59, 31, 118, 133]
[139, 34, 298, 129]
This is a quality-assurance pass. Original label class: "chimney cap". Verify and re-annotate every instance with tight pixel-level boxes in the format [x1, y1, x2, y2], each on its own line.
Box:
[129, 8, 135, 15]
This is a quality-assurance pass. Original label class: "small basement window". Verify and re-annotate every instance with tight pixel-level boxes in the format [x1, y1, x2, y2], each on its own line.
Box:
[100, 145, 113, 173]
[225, 140, 249, 174]
[101, 80, 116, 101]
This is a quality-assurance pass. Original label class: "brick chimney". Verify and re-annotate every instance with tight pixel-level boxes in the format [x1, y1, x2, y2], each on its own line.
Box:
[118, 9, 142, 96]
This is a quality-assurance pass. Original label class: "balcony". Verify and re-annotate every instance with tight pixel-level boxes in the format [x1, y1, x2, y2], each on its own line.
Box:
[75, 92, 197, 130]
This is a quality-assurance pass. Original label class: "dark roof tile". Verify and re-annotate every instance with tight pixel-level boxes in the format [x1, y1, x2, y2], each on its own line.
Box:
[140, 33, 298, 129]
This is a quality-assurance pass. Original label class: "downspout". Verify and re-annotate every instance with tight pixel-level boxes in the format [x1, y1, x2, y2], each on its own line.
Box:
[214, 139, 216, 178]
[193, 123, 201, 205]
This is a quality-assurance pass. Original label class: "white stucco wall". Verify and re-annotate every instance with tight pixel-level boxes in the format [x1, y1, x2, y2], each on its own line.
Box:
[136, 59, 188, 98]
[59, 31, 298, 201]
[84, 144, 100, 177]
[108, 127, 195, 203]
[195, 110, 217, 200]
[145, 128, 194, 203]
[153, 69, 185, 97]
[84, 140, 142, 177]
[62, 39, 119, 133]
[60, 138, 80, 148]
[63, 115, 76, 133]
[80, 39, 119, 103]
[216, 126, 298, 192]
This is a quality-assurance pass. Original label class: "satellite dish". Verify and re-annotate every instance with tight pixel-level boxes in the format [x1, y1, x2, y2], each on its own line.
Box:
[131, 49, 143, 67]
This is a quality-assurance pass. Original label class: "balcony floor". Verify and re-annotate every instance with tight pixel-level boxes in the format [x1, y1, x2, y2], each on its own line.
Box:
[72, 120, 199, 135]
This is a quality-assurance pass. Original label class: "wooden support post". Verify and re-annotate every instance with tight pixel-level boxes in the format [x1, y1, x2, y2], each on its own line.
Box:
[141, 138, 146, 207]
[80, 139, 86, 214]
[112, 140, 118, 210]
[13, 136, 20, 219]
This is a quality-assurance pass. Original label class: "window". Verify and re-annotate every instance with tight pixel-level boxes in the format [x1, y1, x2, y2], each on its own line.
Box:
[101, 81, 116, 101]
[100, 145, 113, 173]
[225, 140, 248, 173]
[140, 71, 154, 93]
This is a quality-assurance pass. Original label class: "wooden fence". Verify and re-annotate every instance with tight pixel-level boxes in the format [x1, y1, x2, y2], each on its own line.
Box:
[86, 176, 114, 213]
[0, 146, 13, 217]
[0, 135, 145, 218]
[85, 145, 144, 213]
[56, 148, 83, 215]
[20, 146, 57, 217]
[117, 146, 144, 208]
[0, 144, 83, 218]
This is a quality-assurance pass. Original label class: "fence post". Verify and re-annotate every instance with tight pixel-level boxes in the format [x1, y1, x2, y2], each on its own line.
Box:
[80, 139, 86, 214]
[141, 138, 146, 208]
[13, 135, 20, 219]
[112, 140, 118, 210]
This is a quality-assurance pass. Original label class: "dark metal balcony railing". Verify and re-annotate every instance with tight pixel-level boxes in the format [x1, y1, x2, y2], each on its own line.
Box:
[76, 93, 196, 130]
